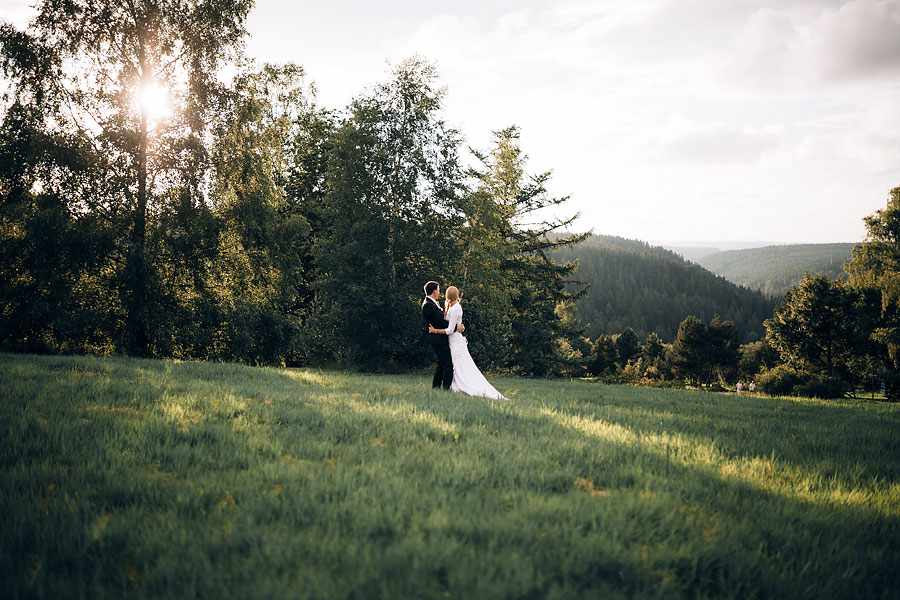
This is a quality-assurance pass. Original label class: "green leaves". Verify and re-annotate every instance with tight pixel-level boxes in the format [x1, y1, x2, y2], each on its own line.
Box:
[846, 187, 900, 377]
[765, 274, 852, 376]
[311, 58, 462, 369]
[459, 126, 587, 375]
[668, 315, 739, 387]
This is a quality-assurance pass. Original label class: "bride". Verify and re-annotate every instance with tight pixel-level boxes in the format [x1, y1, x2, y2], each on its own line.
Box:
[429, 286, 507, 400]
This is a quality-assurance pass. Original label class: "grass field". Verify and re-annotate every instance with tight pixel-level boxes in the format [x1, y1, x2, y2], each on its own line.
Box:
[2, 352, 899, 599]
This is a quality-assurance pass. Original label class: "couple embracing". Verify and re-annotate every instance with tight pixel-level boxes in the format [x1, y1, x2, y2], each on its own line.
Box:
[421, 281, 507, 400]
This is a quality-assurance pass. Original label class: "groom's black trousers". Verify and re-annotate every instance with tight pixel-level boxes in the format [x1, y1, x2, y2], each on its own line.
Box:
[431, 342, 453, 390]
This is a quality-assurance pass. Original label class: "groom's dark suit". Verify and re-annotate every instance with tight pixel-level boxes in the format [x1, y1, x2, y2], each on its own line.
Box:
[422, 297, 453, 389]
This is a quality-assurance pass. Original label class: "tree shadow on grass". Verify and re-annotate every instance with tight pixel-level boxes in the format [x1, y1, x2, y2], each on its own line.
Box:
[376, 384, 900, 599]
[1, 354, 374, 598]
[536, 382, 900, 491]
[2, 355, 898, 599]
[226, 370, 900, 599]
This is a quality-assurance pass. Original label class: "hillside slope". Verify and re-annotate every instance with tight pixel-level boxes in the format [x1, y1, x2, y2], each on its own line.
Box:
[554, 235, 776, 343]
[695, 243, 856, 296]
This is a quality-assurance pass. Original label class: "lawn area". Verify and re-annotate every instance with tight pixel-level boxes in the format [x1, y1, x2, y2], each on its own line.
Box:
[2, 352, 898, 599]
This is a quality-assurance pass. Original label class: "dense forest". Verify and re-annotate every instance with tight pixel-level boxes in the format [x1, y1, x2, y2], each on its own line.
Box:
[553, 235, 777, 343]
[695, 243, 855, 296]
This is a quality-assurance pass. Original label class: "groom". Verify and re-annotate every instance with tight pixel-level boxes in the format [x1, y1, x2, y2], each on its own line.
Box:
[422, 281, 464, 389]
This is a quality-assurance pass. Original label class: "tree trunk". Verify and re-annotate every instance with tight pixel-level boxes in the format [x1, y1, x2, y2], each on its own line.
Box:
[127, 72, 150, 356]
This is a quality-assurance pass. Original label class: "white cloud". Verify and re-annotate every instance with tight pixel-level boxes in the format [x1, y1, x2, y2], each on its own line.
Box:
[717, 0, 900, 91]
[496, 7, 533, 40]
[834, 89, 900, 174]
[808, 0, 900, 82]
[724, 8, 802, 89]
[628, 114, 785, 164]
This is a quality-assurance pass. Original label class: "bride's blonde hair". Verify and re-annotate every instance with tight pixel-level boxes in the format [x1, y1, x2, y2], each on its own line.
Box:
[444, 286, 460, 315]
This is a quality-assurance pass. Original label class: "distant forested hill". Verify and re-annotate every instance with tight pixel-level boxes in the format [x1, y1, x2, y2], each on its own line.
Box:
[664, 246, 720, 262]
[694, 243, 856, 297]
[554, 235, 777, 343]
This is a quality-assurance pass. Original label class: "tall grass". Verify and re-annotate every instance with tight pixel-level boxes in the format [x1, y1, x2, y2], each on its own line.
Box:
[2, 352, 898, 599]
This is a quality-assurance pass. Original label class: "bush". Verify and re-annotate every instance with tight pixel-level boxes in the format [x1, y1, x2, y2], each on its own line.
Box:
[620, 358, 643, 384]
[793, 375, 849, 399]
[757, 365, 806, 396]
[757, 366, 849, 398]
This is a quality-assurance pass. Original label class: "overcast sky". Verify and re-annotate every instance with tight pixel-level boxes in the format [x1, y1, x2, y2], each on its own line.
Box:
[4, 0, 899, 246]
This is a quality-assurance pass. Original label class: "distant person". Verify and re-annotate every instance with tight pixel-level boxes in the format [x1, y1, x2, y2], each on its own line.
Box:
[749, 381, 756, 393]
[736, 381, 743, 393]
[429, 285, 507, 400]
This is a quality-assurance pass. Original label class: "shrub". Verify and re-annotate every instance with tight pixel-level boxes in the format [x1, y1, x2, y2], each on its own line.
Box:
[620, 358, 643, 384]
[793, 375, 849, 399]
[757, 366, 849, 398]
[757, 365, 806, 396]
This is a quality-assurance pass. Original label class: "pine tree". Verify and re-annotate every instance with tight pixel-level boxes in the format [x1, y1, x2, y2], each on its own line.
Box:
[667, 316, 707, 386]
[616, 327, 640, 365]
[465, 126, 587, 375]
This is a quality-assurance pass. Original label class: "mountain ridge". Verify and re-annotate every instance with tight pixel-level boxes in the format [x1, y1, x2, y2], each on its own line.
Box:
[553, 235, 776, 343]
[693, 243, 856, 296]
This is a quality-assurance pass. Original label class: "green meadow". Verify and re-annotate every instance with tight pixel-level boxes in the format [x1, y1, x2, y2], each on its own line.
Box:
[2, 353, 898, 599]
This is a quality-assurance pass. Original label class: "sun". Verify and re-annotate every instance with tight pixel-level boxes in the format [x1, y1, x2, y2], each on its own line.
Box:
[134, 82, 172, 126]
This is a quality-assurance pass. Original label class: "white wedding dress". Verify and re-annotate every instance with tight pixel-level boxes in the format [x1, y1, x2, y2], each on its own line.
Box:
[444, 303, 507, 400]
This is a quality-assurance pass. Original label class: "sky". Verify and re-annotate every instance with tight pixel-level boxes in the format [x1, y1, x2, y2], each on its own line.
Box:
[3, 0, 899, 246]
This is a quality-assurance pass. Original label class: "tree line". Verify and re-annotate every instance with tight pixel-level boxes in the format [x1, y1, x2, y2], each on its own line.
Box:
[565, 189, 900, 400]
[0, 2, 584, 375]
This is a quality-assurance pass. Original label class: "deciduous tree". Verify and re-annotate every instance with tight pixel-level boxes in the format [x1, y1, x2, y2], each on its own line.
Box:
[1, 0, 252, 355]
[313, 57, 462, 369]
[845, 186, 900, 395]
[765, 273, 855, 378]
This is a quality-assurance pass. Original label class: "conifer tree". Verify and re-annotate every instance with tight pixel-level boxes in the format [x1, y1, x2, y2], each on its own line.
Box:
[616, 327, 640, 365]
[668, 315, 707, 386]
[462, 126, 588, 374]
